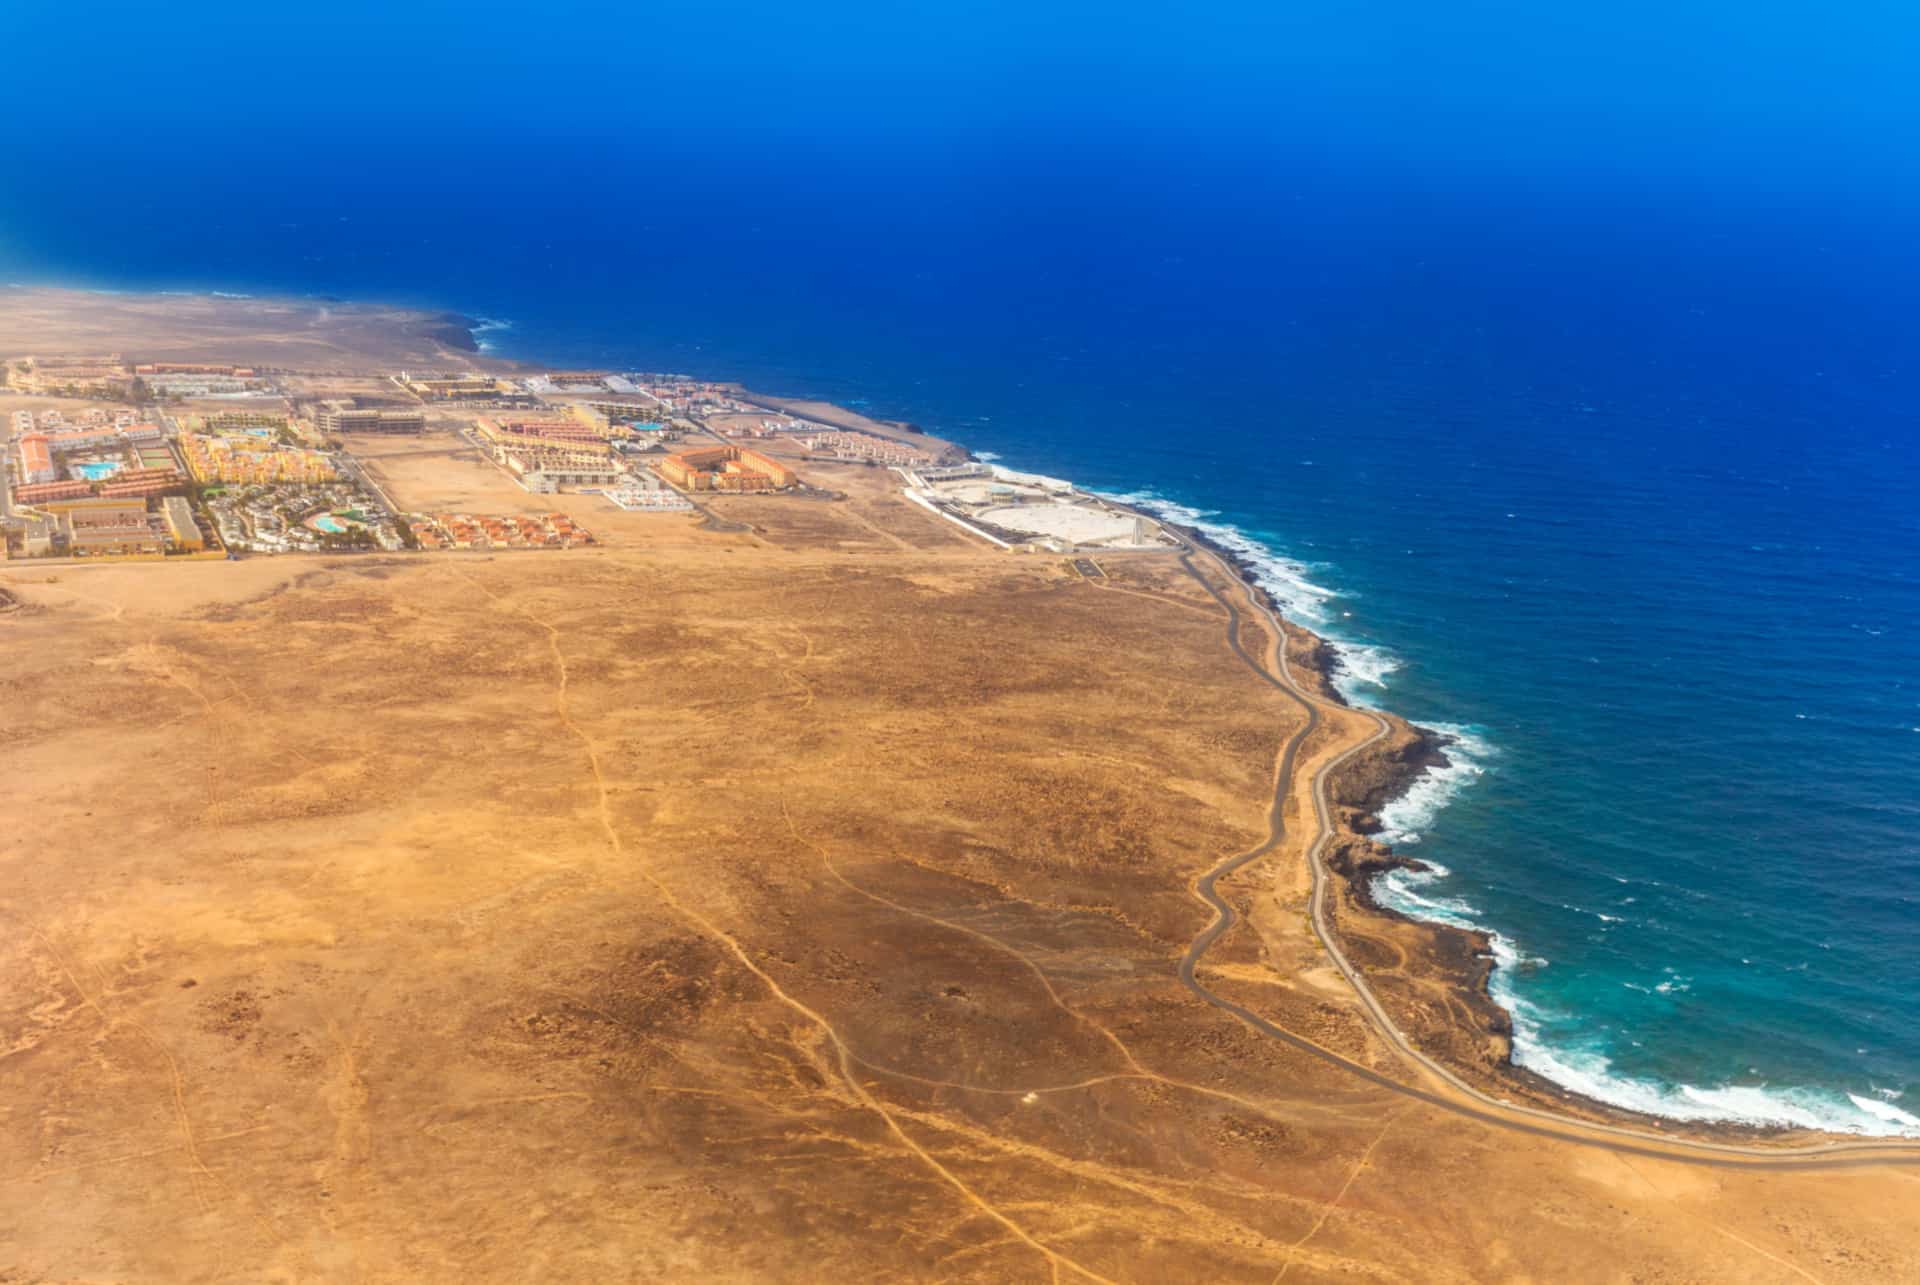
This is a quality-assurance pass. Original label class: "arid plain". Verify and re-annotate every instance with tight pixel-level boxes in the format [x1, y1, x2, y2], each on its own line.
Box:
[2, 296, 1917, 1282]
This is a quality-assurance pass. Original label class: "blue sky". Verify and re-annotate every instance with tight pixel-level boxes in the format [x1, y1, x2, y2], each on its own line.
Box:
[4, 1, 1917, 296]
[5, 1, 1916, 187]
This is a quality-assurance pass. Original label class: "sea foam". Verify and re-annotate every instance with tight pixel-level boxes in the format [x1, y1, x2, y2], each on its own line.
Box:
[1380, 860, 1920, 1137]
[471, 316, 513, 352]
[1520, 1041, 1920, 1137]
[1094, 488, 1398, 704]
[1847, 1092, 1920, 1130]
[1046, 481, 1918, 1138]
[1373, 722, 1494, 846]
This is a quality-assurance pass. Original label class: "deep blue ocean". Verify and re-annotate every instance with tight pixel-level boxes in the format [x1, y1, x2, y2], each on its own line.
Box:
[4, 2, 1918, 1134]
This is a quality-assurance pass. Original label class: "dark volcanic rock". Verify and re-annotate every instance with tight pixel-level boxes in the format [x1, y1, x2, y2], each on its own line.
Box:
[1328, 721, 1452, 816]
[420, 312, 481, 352]
[1282, 627, 1345, 704]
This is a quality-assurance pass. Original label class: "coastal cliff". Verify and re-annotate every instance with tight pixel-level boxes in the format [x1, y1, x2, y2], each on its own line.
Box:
[1170, 514, 1521, 1075]
[1171, 514, 1744, 1126]
[1278, 624, 1520, 1079]
[420, 311, 482, 353]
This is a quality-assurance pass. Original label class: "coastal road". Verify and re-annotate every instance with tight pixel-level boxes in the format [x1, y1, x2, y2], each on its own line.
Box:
[1161, 537, 1920, 1170]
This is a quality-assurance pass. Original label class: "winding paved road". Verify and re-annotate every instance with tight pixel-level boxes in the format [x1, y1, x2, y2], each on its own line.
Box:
[1165, 540, 1920, 1170]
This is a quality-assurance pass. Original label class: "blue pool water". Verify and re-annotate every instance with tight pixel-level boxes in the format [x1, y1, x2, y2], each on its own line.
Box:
[73, 460, 122, 481]
[311, 515, 346, 534]
[1, 0, 1916, 1136]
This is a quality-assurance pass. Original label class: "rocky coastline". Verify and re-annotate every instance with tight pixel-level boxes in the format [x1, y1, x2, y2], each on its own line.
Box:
[423, 311, 483, 353]
[1096, 505, 1827, 1136]
[1165, 518, 1529, 1077]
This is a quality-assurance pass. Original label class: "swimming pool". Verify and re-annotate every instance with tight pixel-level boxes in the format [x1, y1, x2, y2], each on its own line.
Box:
[73, 460, 122, 481]
[311, 514, 346, 533]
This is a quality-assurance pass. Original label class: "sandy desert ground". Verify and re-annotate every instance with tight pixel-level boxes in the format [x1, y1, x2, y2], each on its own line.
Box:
[0, 287, 488, 372]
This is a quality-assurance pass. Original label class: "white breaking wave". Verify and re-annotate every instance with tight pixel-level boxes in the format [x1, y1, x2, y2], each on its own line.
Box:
[1093, 487, 1400, 703]
[1330, 643, 1401, 699]
[972, 450, 1002, 461]
[471, 316, 513, 352]
[1376, 861, 1920, 1138]
[970, 467, 1916, 1138]
[1846, 1093, 1920, 1130]
[1374, 861, 1480, 924]
[1516, 1028, 1920, 1136]
[1373, 722, 1494, 846]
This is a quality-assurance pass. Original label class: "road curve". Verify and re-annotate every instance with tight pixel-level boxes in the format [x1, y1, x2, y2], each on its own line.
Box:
[1163, 540, 1920, 1169]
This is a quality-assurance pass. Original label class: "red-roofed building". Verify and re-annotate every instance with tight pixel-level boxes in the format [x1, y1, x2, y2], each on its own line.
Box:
[14, 479, 93, 505]
[17, 435, 55, 484]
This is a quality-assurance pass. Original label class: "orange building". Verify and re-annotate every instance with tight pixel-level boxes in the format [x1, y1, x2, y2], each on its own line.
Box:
[14, 479, 94, 505]
[479, 416, 608, 448]
[98, 472, 185, 499]
[656, 445, 797, 493]
[17, 434, 55, 484]
[408, 512, 592, 550]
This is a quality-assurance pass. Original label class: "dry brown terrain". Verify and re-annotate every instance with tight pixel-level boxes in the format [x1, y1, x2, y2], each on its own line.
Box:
[342, 433, 570, 518]
[4, 467, 1917, 1282]
[701, 412, 783, 437]
[2, 296, 1915, 1281]
[0, 288, 490, 372]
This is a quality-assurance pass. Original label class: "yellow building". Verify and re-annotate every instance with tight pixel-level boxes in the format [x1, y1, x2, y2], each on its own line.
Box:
[179, 432, 337, 485]
[161, 495, 205, 551]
